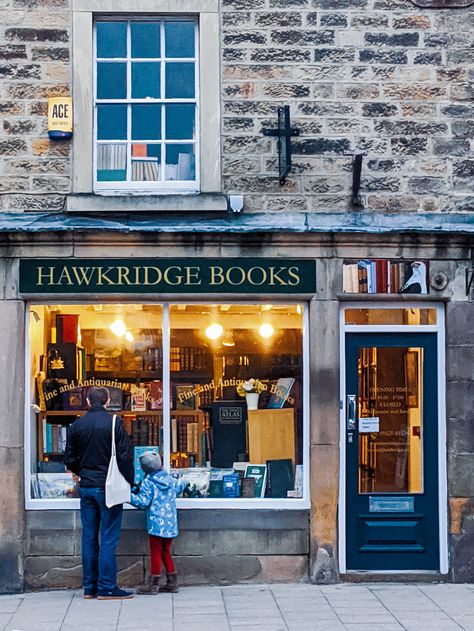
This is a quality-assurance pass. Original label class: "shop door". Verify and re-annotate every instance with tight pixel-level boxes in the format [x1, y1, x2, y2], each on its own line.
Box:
[345, 333, 439, 571]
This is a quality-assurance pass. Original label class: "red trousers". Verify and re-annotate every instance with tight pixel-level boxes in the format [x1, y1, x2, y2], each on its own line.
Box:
[149, 535, 175, 575]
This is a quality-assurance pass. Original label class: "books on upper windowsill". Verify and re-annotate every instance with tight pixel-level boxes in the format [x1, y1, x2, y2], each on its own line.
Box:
[343, 259, 429, 294]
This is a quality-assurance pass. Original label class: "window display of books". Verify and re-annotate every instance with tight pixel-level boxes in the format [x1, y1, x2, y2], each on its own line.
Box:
[343, 259, 429, 294]
[32, 473, 79, 499]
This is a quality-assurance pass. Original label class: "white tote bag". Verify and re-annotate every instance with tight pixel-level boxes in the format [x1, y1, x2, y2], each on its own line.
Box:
[105, 415, 131, 508]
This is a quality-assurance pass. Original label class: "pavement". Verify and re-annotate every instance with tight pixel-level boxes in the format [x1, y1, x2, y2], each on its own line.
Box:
[0, 583, 473, 631]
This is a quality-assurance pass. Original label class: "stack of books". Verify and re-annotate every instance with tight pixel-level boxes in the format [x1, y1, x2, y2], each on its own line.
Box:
[343, 259, 429, 294]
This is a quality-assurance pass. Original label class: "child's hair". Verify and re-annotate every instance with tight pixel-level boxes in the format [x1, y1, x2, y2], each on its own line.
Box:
[139, 451, 162, 474]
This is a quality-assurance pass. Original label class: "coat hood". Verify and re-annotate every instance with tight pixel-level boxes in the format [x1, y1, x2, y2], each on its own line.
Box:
[149, 470, 172, 491]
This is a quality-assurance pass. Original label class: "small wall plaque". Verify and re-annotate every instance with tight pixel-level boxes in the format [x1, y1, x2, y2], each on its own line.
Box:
[369, 496, 415, 513]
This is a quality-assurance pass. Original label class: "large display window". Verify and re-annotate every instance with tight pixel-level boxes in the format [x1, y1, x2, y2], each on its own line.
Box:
[26, 302, 308, 508]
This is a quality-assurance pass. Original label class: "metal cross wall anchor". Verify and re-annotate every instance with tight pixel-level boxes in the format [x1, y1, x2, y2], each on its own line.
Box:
[344, 151, 365, 208]
[262, 105, 300, 185]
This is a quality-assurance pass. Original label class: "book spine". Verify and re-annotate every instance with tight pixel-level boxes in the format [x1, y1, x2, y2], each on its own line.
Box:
[186, 422, 193, 453]
[171, 418, 177, 452]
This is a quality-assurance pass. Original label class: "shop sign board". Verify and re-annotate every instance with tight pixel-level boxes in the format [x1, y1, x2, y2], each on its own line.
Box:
[19, 258, 316, 294]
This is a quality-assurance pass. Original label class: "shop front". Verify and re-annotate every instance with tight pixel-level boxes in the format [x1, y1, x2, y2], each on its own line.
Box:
[0, 227, 472, 591]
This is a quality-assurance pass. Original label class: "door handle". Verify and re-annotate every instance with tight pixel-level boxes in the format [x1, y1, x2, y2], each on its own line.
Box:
[347, 394, 357, 430]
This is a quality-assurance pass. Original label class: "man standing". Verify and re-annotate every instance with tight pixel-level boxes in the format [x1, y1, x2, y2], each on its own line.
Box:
[64, 386, 135, 600]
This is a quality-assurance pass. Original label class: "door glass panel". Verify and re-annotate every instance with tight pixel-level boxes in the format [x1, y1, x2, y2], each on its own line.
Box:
[358, 346, 423, 494]
[346, 309, 436, 326]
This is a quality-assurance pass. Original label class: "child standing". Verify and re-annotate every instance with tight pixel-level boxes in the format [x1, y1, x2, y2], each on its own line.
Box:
[131, 451, 186, 595]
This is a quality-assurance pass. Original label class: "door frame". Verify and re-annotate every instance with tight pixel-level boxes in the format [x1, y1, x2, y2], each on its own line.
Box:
[338, 302, 448, 574]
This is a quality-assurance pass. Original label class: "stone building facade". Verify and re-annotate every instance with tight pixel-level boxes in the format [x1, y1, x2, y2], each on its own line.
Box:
[0, 0, 473, 592]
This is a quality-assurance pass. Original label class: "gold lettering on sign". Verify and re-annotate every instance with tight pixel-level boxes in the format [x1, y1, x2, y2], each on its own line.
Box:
[226, 267, 246, 286]
[210, 266, 225, 285]
[37, 266, 56, 286]
[185, 266, 201, 285]
[71, 267, 95, 286]
[287, 266, 301, 286]
[96, 267, 116, 286]
[116, 266, 132, 286]
[142, 267, 162, 285]
[57, 266, 73, 285]
[247, 267, 267, 286]
[163, 266, 182, 286]
[268, 267, 288, 286]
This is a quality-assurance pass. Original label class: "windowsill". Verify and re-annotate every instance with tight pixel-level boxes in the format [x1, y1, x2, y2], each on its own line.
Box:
[25, 498, 311, 510]
[66, 193, 228, 213]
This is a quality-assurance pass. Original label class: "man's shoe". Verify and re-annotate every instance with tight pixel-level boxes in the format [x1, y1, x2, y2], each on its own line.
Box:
[83, 588, 97, 599]
[97, 587, 134, 600]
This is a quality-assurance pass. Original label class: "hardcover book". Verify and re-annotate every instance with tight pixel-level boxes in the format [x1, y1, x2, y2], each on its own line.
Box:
[244, 464, 267, 498]
[210, 401, 247, 468]
[266, 459, 294, 498]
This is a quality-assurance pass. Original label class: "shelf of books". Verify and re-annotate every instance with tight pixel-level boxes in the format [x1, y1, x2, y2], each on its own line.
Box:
[343, 259, 429, 294]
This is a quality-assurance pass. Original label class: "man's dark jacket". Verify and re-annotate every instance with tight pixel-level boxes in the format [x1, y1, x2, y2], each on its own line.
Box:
[64, 406, 134, 488]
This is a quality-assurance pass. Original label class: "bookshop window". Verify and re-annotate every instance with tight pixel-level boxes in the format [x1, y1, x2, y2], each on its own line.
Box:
[94, 17, 199, 193]
[28, 303, 305, 503]
[169, 304, 304, 500]
[29, 305, 163, 500]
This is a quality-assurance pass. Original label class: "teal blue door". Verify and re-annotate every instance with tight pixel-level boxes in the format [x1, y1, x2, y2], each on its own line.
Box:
[346, 333, 439, 570]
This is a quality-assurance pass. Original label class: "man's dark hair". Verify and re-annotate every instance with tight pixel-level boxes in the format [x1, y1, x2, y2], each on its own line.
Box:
[87, 386, 109, 407]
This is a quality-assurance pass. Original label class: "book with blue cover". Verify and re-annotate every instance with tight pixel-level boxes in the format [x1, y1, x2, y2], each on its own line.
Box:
[133, 445, 159, 484]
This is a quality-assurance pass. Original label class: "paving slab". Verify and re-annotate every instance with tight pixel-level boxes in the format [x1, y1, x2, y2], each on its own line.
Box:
[1, 583, 474, 631]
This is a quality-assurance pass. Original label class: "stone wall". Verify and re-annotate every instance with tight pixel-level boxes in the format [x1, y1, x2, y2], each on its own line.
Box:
[0, 0, 473, 213]
[446, 302, 474, 582]
[24, 510, 310, 588]
[221, 0, 474, 213]
[0, 0, 71, 212]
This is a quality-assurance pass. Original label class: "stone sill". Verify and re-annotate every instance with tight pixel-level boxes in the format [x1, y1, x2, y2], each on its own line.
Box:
[66, 193, 228, 213]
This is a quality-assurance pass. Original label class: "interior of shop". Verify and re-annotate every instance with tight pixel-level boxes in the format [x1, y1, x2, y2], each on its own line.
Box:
[28, 303, 304, 501]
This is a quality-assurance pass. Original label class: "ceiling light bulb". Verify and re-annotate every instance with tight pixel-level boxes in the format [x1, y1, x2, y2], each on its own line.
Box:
[110, 318, 126, 337]
[205, 323, 223, 340]
[296, 304, 302, 315]
[124, 330, 134, 343]
[259, 323, 274, 338]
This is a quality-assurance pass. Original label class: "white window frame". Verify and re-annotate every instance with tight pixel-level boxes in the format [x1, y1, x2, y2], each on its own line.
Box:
[338, 302, 448, 575]
[25, 301, 311, 511]
[94, 17, 200, 194]
[72, 0, 221, 196]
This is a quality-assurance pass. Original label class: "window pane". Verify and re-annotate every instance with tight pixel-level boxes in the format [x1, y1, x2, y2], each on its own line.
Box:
[97, 104, 127, 140]
[97, 62, 127, 99]
[165, 104, 195, 140]
[345, 309, 437, 325]
[97, 143, 127, 181]
[131, 62, 160, 99]
[165, 21, 195, 58]
[165, 145, 195, 181]
[96, 22, 127, 58]
[131, 21, 161, 58]
[132, 105, 162, 140]
[165, 62, 195, 99]
[28, 304, 163, 500]
[132, 144, 161, 181]
[358, 347, 424, 494]
[169, 304, 304, 499]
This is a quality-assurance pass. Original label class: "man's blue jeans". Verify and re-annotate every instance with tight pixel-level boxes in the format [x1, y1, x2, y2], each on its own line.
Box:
[79, 487, 123, 593]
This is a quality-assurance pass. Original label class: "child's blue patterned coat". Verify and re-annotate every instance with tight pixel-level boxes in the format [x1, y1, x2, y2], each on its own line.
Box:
[130, 470, 186, 538]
